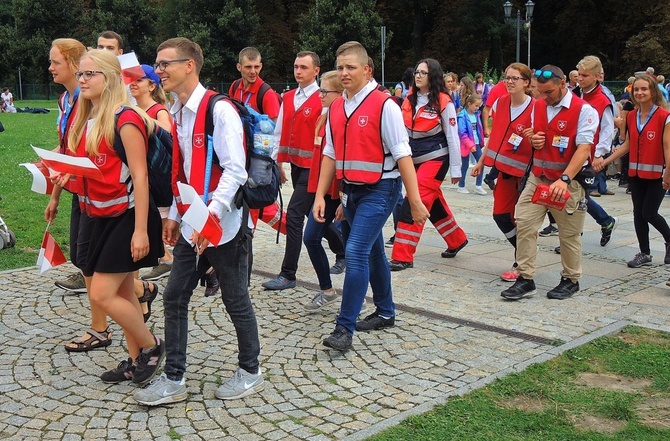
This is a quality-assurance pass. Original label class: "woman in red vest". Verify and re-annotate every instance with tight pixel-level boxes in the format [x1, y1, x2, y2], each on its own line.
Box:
[472, 63, 535, 282]
[388, 58, 468, 271]
[65, 49, 165, 386]
[598, 74, 670, 268]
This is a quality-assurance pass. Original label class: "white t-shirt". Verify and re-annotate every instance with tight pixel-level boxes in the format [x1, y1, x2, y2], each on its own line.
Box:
[1, 92, 13, 107]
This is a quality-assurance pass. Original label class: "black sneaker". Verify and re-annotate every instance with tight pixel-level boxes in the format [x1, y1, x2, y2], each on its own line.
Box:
[133, 336, 166, 386]
[203, 270, 220, 297]
[101, 358, 135, 384]
[501, 276, 536, 300]
[600, 217, 617, 247]
[539, 225, 559, 237]
[554, 246, 561, 254]
[389, 260, 413, 271]
[330, 258, 346, 275]
[385, 235, 395, 248]
[356, 311, 395, 331]
[323, 325, 353, 351]
[441, 239, 468, 258]
[547, 277, 579, 300]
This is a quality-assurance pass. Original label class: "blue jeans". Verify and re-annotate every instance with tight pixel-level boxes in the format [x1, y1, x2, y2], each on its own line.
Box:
[459, 145, 483, 187]
[591, 170, 608, 193]
[163, 232, 260, 380]
[587, 197, 614, 227]
[337, 178, 401, 334]
[303, 195, 341, 291]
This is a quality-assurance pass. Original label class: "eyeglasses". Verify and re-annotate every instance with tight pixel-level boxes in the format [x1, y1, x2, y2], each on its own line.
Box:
[414, 70, 428, 78]
[534, 69, 563, 81]
[153, 58, 190, 71]
[75, 70, 105, 81]
[319, 89, 339, 96]
[504, 76, 523, 82]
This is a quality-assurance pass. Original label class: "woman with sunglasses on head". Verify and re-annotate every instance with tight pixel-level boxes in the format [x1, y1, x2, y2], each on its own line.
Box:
[472, 63, 535, 282]
[596, 73, 670, 268]
[388, 58, 468, 271]
[64, 49, 165, 387]
[302, 71, 347, 311]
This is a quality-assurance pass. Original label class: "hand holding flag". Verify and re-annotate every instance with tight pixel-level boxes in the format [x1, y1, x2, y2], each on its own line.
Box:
[176, 182, 223, 246]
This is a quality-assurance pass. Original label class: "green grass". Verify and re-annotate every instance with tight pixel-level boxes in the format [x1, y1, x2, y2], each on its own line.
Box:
[368, 326, 670, 441]
[0, 101, 69, 270]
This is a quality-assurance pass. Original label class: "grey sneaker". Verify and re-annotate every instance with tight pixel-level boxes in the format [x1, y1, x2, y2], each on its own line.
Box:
[54, 271, 86, 293]
[140, 262, 172, 281]
[627, 253, 652, 268]
[133, 373, 187, 406]
[304, 290, 339, 312]
[215, 368, 264, 400]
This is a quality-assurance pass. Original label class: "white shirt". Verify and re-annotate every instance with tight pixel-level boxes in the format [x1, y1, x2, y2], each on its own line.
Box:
[492, 94, 532, 121]
[323, 81, 411, 181]
[167, 83, 248, 245]
[1, 92, 14, 108]
[272, 81, 319, 161]
[415, 91, 461, 178]
[533, 89, 598, 147]
[583, 85, 614, 157]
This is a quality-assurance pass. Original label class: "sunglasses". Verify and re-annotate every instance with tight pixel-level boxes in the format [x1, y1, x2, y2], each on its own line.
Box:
[534, 69, 563, 81]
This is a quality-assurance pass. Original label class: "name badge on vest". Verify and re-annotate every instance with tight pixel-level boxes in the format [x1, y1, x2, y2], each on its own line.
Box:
[340, 192, 348, 208]
[552, 135, 569, 150]
[419, 110, 438, 119]
[508, 133, 523, 150]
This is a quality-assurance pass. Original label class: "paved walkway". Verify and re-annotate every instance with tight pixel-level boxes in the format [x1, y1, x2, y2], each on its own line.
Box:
[2, 179, 670, 440]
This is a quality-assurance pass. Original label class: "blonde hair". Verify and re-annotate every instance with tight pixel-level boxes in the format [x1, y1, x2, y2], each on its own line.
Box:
[576, 55, 603, 75]
[336, 41, 368, 65]
[320, 70, 343, 93]
[51, 38, 86, 73]
[68, 50, 154, 155]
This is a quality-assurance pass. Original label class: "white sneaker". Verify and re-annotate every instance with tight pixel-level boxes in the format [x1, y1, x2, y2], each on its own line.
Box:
[133, 373, 187, 406]
[215, 368, 264, 400]
[304, 290, 339, 312]
[456, 187, 469, 194]
[474, 186, 487, 195]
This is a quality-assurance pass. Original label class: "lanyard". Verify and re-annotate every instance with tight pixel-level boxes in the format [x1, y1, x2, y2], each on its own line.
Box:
[59, 87, 80, 139]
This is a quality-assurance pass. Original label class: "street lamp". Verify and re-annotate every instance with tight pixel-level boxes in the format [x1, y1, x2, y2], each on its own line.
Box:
[504, 1, 534, 65]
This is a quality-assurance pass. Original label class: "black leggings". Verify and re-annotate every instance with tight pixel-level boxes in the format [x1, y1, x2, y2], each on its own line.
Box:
[629, 176, 670, 254]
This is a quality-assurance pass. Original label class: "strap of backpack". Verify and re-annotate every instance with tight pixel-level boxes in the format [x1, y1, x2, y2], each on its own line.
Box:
[257, 82, 271, 113]
[203, 93, 226, 204]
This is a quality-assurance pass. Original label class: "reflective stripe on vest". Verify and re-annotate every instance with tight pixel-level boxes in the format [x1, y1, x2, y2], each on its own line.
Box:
[627, 106, 669, 179]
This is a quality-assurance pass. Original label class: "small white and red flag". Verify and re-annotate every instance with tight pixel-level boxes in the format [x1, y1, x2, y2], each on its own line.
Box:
[19, 161, 55, 194]
[118, 52, 145, 85]
[176, 182, 223, 245]
[36, 230, 67, 274]
[32, 146, 104, 182]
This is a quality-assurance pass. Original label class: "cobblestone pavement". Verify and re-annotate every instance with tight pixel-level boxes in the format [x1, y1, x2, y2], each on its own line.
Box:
[1, 180, 670, 440]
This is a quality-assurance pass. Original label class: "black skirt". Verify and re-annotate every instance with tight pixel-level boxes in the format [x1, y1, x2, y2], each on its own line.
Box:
[79, 207, 164, 274]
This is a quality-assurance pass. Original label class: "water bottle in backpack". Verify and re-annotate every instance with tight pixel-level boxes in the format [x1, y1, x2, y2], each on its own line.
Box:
[248, 115, 275, 187]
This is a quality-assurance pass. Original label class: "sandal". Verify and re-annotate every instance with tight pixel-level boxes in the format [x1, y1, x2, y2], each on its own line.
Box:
[138, 281, 159, 323]
[64, 327, 112, 352]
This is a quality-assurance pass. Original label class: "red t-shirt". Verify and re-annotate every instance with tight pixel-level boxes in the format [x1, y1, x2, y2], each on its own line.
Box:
[228, 78, 281, 120]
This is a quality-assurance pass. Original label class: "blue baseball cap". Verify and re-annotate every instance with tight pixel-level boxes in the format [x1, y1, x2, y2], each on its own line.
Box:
[141, 64, 161, 86]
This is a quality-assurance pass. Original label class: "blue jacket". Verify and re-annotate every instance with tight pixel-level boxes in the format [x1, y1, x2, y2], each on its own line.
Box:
[457, 110, 484, 156]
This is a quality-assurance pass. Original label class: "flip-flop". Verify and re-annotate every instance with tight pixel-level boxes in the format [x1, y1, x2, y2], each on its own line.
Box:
[64, 327, 112, 352]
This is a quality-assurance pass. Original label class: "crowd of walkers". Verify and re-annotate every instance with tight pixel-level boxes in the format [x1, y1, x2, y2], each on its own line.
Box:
[43, 29, 670, 406]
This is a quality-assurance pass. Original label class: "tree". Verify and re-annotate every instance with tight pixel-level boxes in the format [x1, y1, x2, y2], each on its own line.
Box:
[297, 0, 391, 76]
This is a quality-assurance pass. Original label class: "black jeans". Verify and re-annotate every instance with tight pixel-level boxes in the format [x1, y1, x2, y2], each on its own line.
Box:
[629, 176, 670, 254]
[163, 231, 260, 381]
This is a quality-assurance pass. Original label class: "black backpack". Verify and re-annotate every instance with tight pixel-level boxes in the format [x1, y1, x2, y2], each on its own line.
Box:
[204, 94, 280, 210]
[113, 108, 173, 207]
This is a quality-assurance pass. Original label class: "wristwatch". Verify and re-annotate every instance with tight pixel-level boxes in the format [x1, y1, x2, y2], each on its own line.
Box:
[560, 174, 571, 184]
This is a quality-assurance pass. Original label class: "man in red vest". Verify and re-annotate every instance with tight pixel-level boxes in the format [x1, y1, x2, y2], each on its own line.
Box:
[313, 41, 429, 351]
[502, 65, 598, 301]
[134, 37, 262, 405]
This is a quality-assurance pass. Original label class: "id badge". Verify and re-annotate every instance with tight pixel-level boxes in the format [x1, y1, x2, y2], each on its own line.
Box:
[508, 133, 523, 149]
[552, 136, 569, 149]
[340, 192, 348, 208]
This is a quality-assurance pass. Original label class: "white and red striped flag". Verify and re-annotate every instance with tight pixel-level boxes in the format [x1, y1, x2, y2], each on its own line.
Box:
[19, 162, 55, 194]
[176, 182, 223, 245]
[118, 52, 145, 85]
[32, 146, 104, 182]
[36, 230, 67, 274]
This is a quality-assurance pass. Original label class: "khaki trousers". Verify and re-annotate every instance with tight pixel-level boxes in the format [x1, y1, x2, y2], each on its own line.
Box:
[515, 174, 586, 282]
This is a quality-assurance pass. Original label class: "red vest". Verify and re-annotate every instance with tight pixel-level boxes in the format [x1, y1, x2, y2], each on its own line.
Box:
[171, 90, 224, 216]
[627, 106, 669, 179]
[307, 116, 339, 198]
[484, 94, 534, 177]
[277, 89, 321, 168]
[329, 89, 390, 184]
[402, 92, 451, 163]
[78, 109, 147, 217]
[531, 94, 585, 180]
[581, 84, 612, 157]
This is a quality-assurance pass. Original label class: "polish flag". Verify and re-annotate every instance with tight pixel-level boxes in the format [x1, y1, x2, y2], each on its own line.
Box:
[118, 52, 145, 85]
[32, 146, 104, 182]
[177, 182, 223, 245]
[36, 231, 67, 274]
[19, 162, 55, 194]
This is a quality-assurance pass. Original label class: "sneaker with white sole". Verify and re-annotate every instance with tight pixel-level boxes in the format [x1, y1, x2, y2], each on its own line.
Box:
[304, 291, 339, 312]
[215, 368, 264, 400]
[456, 187, 469, 194]
[132, 336, 165, 386]
[538, 224, 559, 237]
[500, 267, 519, 282]
[627, 253, 652, 268]
[54, 271, 87, 293]
[140, 262, 172, 281]
[474, 186, 487, 195]
[133, 373, 187, 406]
